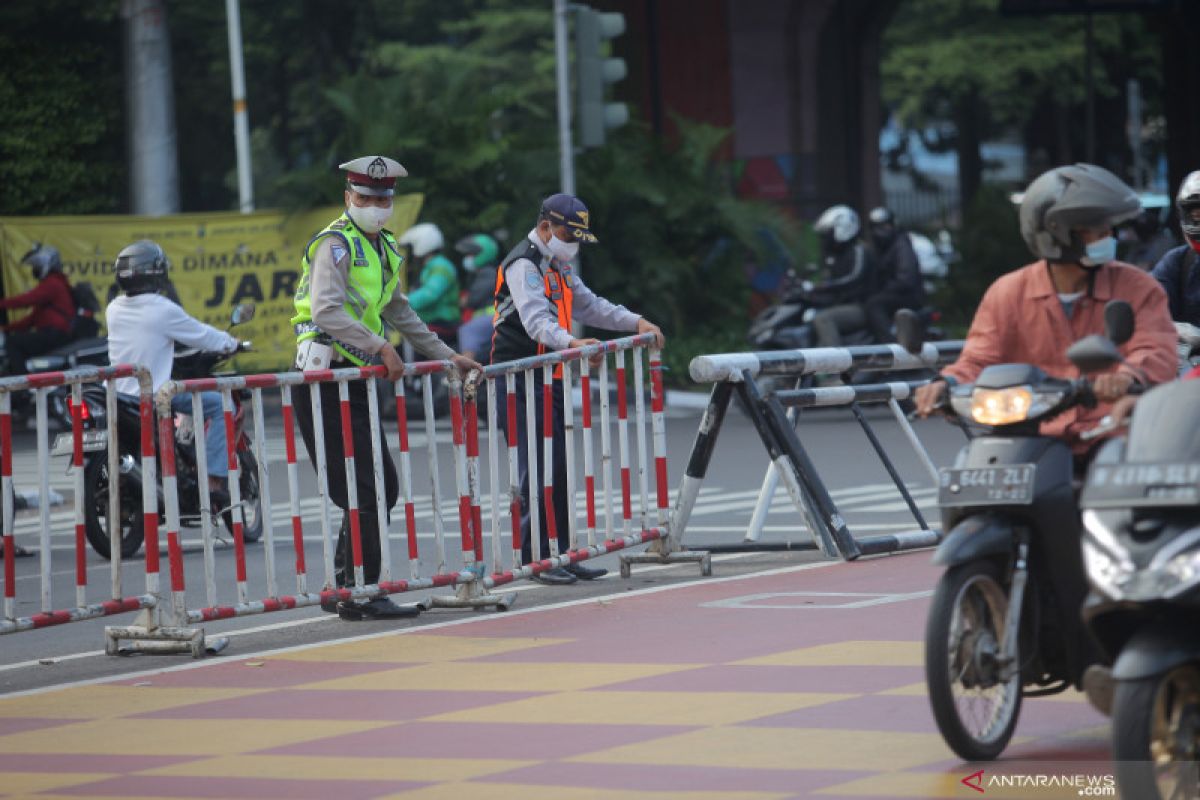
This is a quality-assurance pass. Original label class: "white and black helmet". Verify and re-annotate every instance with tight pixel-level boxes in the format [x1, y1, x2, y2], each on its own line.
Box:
[814, 205, 861, 245]
[398, 222, 445, 258]
[1019, 164, 1140, 263]
[20, 243, 62, 280]
[114, 240, 170, 295]
[1176, 170, 1200, 247]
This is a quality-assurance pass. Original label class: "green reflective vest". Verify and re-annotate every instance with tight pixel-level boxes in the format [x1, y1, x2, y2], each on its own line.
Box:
[292, 214, 404, 366]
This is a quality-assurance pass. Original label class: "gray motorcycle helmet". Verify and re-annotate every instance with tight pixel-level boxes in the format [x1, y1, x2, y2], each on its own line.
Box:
[114, 240, 170, 295]
[20, 242, 62, 280]
[1019, 164, 1140, 264]
[1176, 169, 1200, 246]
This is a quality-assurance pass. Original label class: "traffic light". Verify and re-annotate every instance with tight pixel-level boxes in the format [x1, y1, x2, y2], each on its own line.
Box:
[575, 6, 628, 149]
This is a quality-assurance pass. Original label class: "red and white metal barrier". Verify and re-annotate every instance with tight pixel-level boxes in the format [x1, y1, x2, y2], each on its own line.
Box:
[0, 365, 159, 636]
[0, 334, 674, 656]
[471, 333, 674, 589]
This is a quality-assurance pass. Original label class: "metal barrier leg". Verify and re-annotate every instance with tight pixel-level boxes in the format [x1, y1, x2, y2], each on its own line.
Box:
[620, 380, 726, 578]
[424, 375, 515, 612]
[752, 379, 860, 559]
[848, 402, 929, 531]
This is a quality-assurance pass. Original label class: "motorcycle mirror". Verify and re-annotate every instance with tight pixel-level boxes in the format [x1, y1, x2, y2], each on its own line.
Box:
[1103, 300, 1134, 346]
[1067, 334, 1124, 374]
[230, 304, 256, 327]
[894, 308, 925, 355]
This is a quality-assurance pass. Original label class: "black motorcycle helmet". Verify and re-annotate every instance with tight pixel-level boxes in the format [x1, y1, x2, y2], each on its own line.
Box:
[20, 242, 62, 280]
[867, 206, 899, 252]
[114, 240, 170, 296]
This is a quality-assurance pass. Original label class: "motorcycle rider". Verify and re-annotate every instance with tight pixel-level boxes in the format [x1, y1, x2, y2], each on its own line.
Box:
[915, 164, 1176, 455]
[1150, 170, 1200, 323]
[1121, 204, 1176, 271]
[106, 240, 238, 504]
[864, 207, 925, 342]
[399, 222, 460, 346]
[0, 243, 76, 375]
[454, 232, 502, 362]
[808, 205, 878, 347]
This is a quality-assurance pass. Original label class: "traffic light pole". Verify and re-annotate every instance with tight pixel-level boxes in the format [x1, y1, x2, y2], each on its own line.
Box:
[553, 0, 576, 198]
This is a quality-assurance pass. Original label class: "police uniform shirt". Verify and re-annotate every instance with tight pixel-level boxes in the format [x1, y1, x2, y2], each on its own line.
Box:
[503, 229, 642, 349]
[308, 235, 456, 361]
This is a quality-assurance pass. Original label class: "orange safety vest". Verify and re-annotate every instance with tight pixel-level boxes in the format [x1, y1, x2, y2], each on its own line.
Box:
[490, 239, 575, 376]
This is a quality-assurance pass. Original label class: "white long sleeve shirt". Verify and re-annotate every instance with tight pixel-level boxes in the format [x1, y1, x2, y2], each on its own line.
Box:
[503, 229, 642, 350]
[106, 293, 238, 395]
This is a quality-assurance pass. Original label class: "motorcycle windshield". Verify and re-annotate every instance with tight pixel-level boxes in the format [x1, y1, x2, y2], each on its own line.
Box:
[1125, 379, 1200, 462]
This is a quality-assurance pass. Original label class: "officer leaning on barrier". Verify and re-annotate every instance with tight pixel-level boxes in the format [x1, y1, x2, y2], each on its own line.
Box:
[290, 155, 482, 621]
[491, 193, 664, 585]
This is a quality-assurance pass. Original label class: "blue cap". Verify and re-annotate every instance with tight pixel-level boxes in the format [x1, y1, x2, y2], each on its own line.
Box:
[540, 193, 598, 243]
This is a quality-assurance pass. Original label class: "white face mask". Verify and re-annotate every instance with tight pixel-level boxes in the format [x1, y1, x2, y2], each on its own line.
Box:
[346, 202, 394, 235]
[547, 234, 579, 262]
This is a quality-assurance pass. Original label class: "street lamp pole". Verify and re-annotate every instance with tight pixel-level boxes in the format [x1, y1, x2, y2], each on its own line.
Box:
[225, 0, 254, 212]
[554, 0, 576, 197]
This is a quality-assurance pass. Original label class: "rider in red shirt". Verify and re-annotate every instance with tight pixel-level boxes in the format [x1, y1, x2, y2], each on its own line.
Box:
[0, 243, 75, 375]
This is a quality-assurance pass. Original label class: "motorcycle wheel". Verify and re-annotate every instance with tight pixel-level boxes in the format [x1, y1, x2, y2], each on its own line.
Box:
[1112, 666, 1200, 800]
[925, 559, 1022, 761]
[83, 458, 145, 560]
[224, 448, 264, 543]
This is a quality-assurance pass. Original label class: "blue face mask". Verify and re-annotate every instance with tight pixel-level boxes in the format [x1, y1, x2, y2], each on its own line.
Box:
[1081, 235, 1117, 267]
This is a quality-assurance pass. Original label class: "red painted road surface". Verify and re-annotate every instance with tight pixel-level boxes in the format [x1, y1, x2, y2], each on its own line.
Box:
[0, 551, 1111, 799]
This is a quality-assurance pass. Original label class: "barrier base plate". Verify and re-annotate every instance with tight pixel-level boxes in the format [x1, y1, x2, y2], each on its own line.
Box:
[620, 550, 711, 578]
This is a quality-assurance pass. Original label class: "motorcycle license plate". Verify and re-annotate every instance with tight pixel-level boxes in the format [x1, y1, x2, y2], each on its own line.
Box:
[938, 464, 1036, 507]
[51, 431, 107, 457]
[1082, 462, 1200, 509]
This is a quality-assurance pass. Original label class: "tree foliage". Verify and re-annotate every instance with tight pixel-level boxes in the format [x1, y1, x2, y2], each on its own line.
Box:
[882, 0, 1162, 206]
[0, 1, 124, 215]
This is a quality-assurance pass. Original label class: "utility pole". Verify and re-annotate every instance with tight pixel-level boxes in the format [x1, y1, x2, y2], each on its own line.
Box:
[225, 0, 254, 212]
[553, 0, 576, 197]
[123, 0, 180, 215]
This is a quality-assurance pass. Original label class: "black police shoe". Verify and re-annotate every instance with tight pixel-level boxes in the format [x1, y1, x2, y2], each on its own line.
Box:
[320, 591, 342, 614]
[337, 597, 422, 621]
[564, 562, 607, 580]
[533, 566, 578, 586]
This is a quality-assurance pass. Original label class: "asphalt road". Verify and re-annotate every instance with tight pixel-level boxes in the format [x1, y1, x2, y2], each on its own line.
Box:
[0, 393, 967, 695]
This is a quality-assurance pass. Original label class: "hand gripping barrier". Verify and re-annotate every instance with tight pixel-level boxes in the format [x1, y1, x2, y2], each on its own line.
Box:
[623, 341, 965, 574]
[0, 365, 160, 636]
[467, 333, 682, 589]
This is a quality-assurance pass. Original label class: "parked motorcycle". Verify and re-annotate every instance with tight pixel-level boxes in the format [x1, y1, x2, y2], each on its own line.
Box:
[51, 304, 262, 560]
[1079, 379, 1200, 799]
[920, 301, 1135, 761]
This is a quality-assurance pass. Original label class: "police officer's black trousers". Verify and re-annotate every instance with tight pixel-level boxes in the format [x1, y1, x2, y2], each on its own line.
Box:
[495, 371, 570, 565]
[292, 380, 399, 587]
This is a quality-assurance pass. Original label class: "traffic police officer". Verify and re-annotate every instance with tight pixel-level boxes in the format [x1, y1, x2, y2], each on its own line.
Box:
[491, 193, 664, 584]
[291, 155, 481, 619]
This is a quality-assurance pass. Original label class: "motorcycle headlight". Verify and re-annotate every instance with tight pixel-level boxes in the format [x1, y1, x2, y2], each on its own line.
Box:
[1082, 510, 1135, 599]
[1082, 539, 1134, 599]
[964, 385, 1066, 426]
[1164, 549, 1200, 594]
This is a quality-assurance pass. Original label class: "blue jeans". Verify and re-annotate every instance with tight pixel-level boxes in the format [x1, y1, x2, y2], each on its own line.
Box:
[170, 392, 229, 478]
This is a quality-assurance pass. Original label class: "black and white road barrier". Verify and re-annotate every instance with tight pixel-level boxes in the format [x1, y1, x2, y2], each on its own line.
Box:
[620, 340, 964, 574]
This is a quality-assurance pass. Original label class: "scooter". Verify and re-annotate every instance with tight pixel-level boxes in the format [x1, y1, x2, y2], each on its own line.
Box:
[51, 304, 262, 560]
[920, 300, 1135, 761]
[1079, 379, 1200, 799]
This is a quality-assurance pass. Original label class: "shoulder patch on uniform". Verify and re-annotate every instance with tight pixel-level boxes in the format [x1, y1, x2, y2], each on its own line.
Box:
[525, 264, 543, 290]
[330, 243, 348, 264]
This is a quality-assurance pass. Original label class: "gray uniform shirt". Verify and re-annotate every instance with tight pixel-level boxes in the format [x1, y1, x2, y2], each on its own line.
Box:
[503, 229, 642, 350]
[308, 234, 456, 361]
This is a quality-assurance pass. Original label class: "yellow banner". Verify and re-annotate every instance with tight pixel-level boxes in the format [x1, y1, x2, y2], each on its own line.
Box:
[0, 196, 423, 372]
